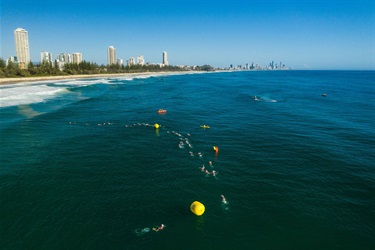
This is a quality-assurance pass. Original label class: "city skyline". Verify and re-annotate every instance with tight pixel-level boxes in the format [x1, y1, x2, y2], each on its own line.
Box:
[1, 0, 374, 70]
[9, 27, 170, 69]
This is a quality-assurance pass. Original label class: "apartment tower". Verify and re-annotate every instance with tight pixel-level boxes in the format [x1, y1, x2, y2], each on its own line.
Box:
[72, 52, 82, 64]
[107, 46, 116, 66]
[14, 28, 30, 69]
[162, 51, 168, 66]
[40, 51, 52, 64]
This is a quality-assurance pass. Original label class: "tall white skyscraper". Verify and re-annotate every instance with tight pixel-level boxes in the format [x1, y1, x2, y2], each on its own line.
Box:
[14, 28, 30, 69]
[40, 51, 52, 64]
[162, 51, 168, 66]
[72, 52, 82, 64]
[107, 46, 116, 65]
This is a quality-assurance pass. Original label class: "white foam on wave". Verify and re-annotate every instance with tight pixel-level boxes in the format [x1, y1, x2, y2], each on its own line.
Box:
[51, 78, 111, 86]
[109, 74, 161, 82]
[0, 85, 67, 108]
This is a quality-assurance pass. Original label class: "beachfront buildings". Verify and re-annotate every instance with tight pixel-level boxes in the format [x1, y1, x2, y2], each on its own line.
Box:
[6, 56, 18, 66]
[40, 51, 52, 64]
[56, 53, 71, 63]
[54, 52, 82, 70]
[127, 57, 135, 66]
[137, 55, 145, 66]
[107, 46, 116, 66]
[162, 51, 168, 66]
[117, 58, 123, 67]
[72, 52, 82, 64]
[14, 28, 30, 69]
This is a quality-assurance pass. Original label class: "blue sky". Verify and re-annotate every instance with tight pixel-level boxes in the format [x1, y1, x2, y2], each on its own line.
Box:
[1, 0, 374, 69]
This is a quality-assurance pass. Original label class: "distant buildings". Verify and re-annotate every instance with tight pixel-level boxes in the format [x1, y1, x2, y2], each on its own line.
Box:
[127, 57, 135, 66]
[14, 28, 30, 69]
[162, 51, 168, 66]
[137, 55, 145, 66]
[10, 27, 169, 70]
[117, 58, 123, 67]
[72, 52, 82, 64]
[6, 56, 18, 66]
[107, 46, 116, 66]
[53, 52, 82, 70]
[227, 61, 289, 71]
[56, 53, 71, 63]
[40, 51, 52, 64]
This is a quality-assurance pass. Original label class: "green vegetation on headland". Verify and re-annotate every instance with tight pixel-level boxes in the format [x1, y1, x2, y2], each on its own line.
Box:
[0, 58, 215, 78]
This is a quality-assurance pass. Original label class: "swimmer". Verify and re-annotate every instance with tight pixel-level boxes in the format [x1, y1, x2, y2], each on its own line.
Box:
[221, 195, 227, 204]
[190, 151, 194, 156]
[187, 133, 191, 136]
[200, 165, 205, 172]
[212, 170, 217, 176]
[209, 161, 213, 167]
[153, 224, 165, 232]
[198, 152, 203, 158]
[254, 95, 258, 101]
[205, 170, 211, 175]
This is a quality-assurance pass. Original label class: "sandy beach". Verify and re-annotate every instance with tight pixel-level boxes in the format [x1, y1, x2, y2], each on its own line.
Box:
[0, 71, 199, 85]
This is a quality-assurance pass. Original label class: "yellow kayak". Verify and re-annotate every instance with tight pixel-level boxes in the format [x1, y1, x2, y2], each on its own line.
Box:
[200, 125, 210, 129]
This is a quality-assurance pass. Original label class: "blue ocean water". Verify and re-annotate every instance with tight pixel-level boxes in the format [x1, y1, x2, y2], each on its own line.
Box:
[0, 71, 374, 249]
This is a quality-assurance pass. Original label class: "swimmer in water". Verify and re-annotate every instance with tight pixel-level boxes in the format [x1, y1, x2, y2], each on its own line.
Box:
[153, 224, 165, 232]
[200, 165, 205, 172]
[190, 151, 194, 156]
[212, 170, 217, 176]
[221, 195, 227, 204]
[209, 161, 213, 167]
[205, 170, 211, 175]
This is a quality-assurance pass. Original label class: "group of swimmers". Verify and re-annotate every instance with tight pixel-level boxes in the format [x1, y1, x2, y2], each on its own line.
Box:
[68, 121, 157, 128]
[136, 126, 229, 235]
[199, 163, 218, 177]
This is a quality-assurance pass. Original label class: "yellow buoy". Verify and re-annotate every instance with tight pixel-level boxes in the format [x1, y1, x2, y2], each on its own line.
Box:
[154, 123, 160, 129]
[190, 201, 205, 216]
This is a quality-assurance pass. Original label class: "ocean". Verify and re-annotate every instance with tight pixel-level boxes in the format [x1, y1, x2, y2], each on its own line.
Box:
[0, 70, 374, 249]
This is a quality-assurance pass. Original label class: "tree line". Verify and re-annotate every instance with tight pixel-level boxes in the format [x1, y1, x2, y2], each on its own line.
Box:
[0, 58, 215, 78]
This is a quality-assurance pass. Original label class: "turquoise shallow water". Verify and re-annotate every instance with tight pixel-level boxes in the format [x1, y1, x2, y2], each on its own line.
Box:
[1, 71, 374, 249]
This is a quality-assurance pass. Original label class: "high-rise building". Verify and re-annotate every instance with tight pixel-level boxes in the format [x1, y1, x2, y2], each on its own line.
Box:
[6, 56, 18, 66]
[137, 55, 145, 66]
[72, 52, 82, 64]
[56, 53, 71, 63]
[14, 28, 30, 69]
[162, 51, 168, 66]
[40, 51, 52, 64]
[117, 58, 123, 67]
[129, 57, 135, 66]
[107, 46, 116, 66]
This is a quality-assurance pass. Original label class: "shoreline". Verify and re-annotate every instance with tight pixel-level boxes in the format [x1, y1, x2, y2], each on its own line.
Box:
[0, 71, 204, 85]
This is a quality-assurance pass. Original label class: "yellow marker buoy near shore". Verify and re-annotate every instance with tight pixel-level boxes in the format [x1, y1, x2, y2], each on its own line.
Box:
[154, 123, 160, 129]
[190, 201, 205, 216]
